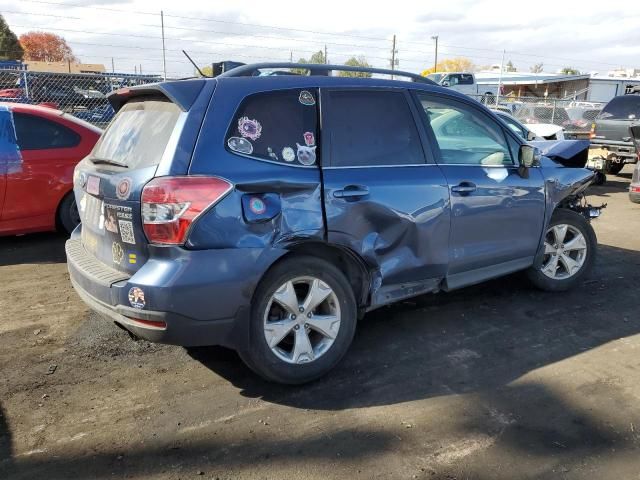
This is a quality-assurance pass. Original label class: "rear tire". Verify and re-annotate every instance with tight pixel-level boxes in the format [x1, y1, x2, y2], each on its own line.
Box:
[526, 209, 597, 292]
[58, 192, 80, 234]
[592, 171, 606, 185]
[238, 256, 357, 384]
[606, 161, 625, 175]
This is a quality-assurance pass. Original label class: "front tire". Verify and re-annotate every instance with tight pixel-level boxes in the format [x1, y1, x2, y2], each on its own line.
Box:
[239, 256, 357, 384]
[526, 209, 597, 292]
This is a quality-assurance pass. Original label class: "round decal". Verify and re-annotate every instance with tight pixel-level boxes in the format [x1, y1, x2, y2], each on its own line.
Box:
[237, 116, 262, 141]
[112, 242, 124, 265]
[128, 287, 146, 309]
[249, 197, 266, 215]
[227, 136, 253, 154]
[282, 147, 295, 162]
[116, 177, 132, 200]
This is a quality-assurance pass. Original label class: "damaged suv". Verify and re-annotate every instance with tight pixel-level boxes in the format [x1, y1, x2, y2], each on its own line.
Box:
[66, 63, 602, 384]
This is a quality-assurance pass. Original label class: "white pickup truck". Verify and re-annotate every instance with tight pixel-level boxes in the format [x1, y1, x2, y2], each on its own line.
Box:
[426, 72, 499, 101]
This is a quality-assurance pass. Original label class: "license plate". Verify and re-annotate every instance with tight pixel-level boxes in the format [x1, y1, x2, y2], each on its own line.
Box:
[586, 158, 604, 170]
[86, 176, 100, 195]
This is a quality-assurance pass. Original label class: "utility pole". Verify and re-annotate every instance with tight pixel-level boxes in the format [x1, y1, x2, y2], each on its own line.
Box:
[390, 34, 397, 79]
[111, 57, 115, 73]
[431, 35, 439, 72]
[496, 49, 505, 106]
[161, 10, 167, 80]
[324, 45, 327, 64]
[290, 51, 293, 62]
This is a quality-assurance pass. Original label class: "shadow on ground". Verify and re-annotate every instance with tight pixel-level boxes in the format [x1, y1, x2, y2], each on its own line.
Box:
[189, 243, 640, 411]
[0, 232, 68, 267]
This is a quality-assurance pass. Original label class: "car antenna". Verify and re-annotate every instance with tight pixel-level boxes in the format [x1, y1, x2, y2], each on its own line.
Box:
[182, 50, 210, 78]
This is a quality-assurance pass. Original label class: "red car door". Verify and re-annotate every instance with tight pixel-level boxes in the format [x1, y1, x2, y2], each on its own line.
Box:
[1, 107, 99, 234]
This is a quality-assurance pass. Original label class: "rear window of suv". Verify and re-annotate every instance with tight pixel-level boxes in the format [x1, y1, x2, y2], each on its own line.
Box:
[226, 89, 319, 166]
[91, 98, 182, 169]
[598, 96, 640, 120]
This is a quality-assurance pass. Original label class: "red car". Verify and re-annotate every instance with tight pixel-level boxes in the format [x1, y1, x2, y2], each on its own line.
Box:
[0, 103, 101, 236]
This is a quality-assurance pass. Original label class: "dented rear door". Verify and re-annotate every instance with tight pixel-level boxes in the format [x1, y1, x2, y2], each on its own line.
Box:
[320, 88, 450, 305]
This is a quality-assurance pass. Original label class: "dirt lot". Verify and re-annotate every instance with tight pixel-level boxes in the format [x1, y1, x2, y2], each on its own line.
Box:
[1, 171, 639, 480]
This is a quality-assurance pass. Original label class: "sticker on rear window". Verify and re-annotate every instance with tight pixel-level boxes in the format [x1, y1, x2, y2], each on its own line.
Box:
[303, 132, 315, 146]
[118, 220, 136, 244]
[86, 176, 100, 195]
[105, 208, 118, 233]
[296, 144, 317, 166]
[299, 90, 315, 106]
[228, 136, 253, 155]
[237, 116, 262, 141]
[267, 147, 278, 161]
[282, 147, 295, 162]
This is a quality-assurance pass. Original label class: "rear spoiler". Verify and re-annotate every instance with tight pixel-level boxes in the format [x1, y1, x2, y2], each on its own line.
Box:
[107, 79, 208, 112]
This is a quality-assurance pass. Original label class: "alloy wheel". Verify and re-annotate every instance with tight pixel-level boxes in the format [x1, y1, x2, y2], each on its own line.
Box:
[540, 224, 588, 280]
[263, 276, 341, 365]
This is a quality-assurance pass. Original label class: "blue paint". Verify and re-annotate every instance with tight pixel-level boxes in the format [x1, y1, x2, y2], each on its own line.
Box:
[0, 105, 22, 175]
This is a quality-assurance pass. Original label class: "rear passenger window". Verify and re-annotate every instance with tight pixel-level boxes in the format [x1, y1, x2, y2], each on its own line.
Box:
[326, 90, 425, 167]
[13, 113, 80, 150]
[226, 89, 319, 166]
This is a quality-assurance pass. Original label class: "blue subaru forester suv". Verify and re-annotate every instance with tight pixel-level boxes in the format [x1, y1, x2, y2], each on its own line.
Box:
[66, 63, 601, 384]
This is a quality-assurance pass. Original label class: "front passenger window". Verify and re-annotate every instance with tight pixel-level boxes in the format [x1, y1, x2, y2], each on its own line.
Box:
[417, 95, 513, 166]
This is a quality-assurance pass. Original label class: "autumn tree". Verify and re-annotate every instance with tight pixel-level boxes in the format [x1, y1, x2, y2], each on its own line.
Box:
[421, 57, 475, 76]
[19, 31, 77, 62]
[0, 15, 23, 60]
[339, 56, 372, 78]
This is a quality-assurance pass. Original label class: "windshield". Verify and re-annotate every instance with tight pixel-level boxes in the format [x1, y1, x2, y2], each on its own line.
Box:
[91, 98, 181, 169]
[427, 73, 444, 84]
[598, 96, 640, 120]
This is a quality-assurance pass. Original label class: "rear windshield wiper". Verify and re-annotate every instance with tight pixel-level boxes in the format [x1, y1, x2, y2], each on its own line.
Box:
[89, 157, 129, 168]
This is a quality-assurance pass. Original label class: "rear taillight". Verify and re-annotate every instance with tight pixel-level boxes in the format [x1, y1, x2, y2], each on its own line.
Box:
[141, 176, 233, 245]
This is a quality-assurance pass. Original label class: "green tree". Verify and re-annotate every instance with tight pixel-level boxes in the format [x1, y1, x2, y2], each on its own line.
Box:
[0, 15, 23, 60]
[339, 56, 372, 77]
[560, 66, 580, 75]
[505, 60, 516, 72]
[290, 50, 326, 74]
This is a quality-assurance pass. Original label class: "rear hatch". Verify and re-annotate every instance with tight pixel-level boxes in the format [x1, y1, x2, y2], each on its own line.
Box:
[74, 96, 187, 274]
[595, 95, 640, 142]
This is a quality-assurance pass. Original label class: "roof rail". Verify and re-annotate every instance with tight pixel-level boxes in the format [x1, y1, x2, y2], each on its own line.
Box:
[218, 62, 435, 84]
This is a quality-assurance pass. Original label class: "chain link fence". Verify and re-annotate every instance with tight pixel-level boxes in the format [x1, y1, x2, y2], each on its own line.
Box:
[469, 94, 605, 138]
[0, 69, 163, 129]
[0, 69, 607, 138]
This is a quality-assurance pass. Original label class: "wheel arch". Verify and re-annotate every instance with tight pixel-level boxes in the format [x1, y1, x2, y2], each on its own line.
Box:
[54, 188, 75, 231]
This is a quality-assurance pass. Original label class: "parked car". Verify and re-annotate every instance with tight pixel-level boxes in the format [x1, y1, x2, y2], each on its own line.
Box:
[493, 110, 590, 168]
[0, 103, 102, 236]
[426, 72, 499, 102]
[630, 125, 640, 203]
[590, 94, 640, 175]
[515, 104, 570, 139]
[66, 63, 602, 384]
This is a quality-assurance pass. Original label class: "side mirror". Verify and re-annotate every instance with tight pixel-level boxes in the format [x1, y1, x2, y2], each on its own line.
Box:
[526, 131, 537, 141]
[518, 145, 541, 178]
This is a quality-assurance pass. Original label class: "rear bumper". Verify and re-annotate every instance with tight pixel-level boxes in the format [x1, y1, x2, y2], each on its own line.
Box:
[590, 140, 638, 161]
[66, 235, 285, 348]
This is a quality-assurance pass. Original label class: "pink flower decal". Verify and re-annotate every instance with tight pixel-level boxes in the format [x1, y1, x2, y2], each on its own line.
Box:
[237, 116, 262, 141]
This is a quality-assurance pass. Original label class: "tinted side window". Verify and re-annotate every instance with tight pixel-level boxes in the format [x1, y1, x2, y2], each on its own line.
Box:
[327, 90, 425, 167]
[459, 74, 474, 85]
[13, 113, 81, 150]
[599, 96, 640, 120]
[226, 89, 319, 166]
[417, 94, 513, 166]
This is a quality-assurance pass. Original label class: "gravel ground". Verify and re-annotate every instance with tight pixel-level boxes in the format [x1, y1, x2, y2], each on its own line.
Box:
[1, 169, 639, 480]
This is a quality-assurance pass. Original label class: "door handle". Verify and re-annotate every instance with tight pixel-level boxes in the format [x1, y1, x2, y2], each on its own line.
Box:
[333, 185, 370, 199]
[451, 182, 477, 195]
